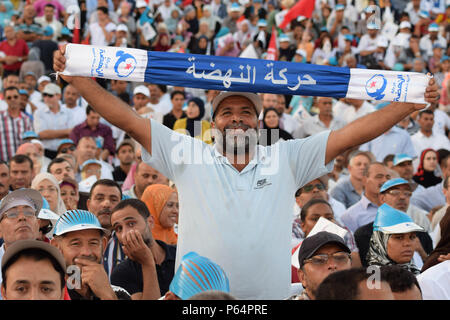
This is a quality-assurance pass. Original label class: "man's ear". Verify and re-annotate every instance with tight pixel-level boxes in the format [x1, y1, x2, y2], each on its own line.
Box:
[297, 268, 306, 288]
[147, 215, 155, 230]
[1, 284, 6, 300]
[86, 198, 91, 212]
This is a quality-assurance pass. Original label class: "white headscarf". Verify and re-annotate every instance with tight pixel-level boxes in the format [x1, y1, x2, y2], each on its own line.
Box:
[31, 173, 67, 215]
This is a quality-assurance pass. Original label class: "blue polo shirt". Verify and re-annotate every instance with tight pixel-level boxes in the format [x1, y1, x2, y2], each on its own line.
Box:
[142, 120, 333, 299]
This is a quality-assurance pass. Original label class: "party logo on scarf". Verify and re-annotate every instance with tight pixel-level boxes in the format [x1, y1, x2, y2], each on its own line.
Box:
[365, 74, 387, 100]
[114, 50, 137, 78]
[91, 47, 111, 77]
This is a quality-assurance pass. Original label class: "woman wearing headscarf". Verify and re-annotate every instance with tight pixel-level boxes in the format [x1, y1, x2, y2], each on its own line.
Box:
[421, 206, 450, 272]
[59, 177, 80, 210]
[216, 33, 240, 57]
[366, 204, 424, 275]
[173, 97, 212, 144]
[141, 184, 178, 245]
[233, 19, 253, 51]
[413, 148, 442, 188]
[259, 107, 293, 146]
[31, 172, 66, 215]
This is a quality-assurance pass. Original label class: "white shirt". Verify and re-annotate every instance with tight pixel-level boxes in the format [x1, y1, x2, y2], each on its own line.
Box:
[411, 131, 450, 157]
[147, 93, 172, 116]
[333, 100, 375, 125]
[33, 104, 73, 151]
[357, 34, 384, 54]
[89, 21, 116, 46]
[63, 104, 87, 128]
[293, 114, 346, 139]
[419, 34, 447, 58]
[433, 109, 450, 137]
[417, 260, 450, 300]
[142, 120, 333, 299]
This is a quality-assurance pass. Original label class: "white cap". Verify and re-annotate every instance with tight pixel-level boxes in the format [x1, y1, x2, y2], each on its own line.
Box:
[399, 21, 412, 29]
[117, 24, 129, 33]
[133, 85, 150, 97]
[136, 0, 147, 8]
[38, 75, 51, 85]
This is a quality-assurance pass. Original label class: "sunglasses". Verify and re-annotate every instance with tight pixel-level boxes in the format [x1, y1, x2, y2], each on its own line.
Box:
[43, 93, 54, 97]
[301, 183, 325, 193]
[39, 223, 53, 234]
[6, 95, 19, 100]
[60, 145, 76, 153]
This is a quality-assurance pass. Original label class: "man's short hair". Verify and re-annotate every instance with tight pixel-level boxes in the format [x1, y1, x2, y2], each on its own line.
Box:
[348, 150, 372, 168]
[418, 109, 434, 118]
[444, 175, 450, 189]
[300, 198, 332, 222]
[86, 105, 97, 115]
[112, 198, 150, 219]
[383, 154, 395, 166]
[10, 154, 33, 170]
[47, 157, 71, 173]
[44, 3, 55, 9]
[89, 179, 122, 199]
[315, 267, 388, 300]
[4, 86, 19, 95]
[170, 90, 185, 100]
[379, 265, 422, 295]
[2, 248, 66, 290]
[97, 6, 108, 14]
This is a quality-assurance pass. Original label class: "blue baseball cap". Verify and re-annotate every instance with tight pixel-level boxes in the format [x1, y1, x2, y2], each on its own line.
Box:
[344, 34, 354, 42]
[367, 21, 380, 30]
[257, 19, 267, 27]
[379, 178, 416, 193]
[373, 204, 423, 234]
[169, 252, 230, 300]
[43, 25, 54, 36]
[328, 56, 338, 66]
[364, 5, 375, 13]
[279, 34, 290, 42]
[61, 26, 73, 37]
[428, 22, 439, 32]
[441, 55, 450, 63]
[419, 10, 430, 18]
[336, 4, 345, 10]
[19, 89, 29, 96]
[393, 154, 413, 166]
[22, 131, 39, 140]
[38, 198, 60, 221]
[320, 26, 328, 32]
[53, 209, 109, 236]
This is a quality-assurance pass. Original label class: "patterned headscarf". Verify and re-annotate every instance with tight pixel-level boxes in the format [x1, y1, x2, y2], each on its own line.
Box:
[31, 173, 67, 215]
[366, 230, 421, 275]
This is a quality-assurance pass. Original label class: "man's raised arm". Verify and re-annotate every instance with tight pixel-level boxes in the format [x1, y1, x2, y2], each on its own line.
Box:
[325, 78, 440, 164]
[53, 45, 152, 154]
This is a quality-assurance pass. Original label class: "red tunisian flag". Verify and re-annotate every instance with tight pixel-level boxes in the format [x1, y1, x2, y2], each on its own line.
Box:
[266, 27, 277, 61]
[279, 0, 315, 30]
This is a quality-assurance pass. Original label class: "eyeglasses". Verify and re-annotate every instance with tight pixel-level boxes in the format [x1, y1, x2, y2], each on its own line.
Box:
[60, 145, 76, 153]
[304, 252, 351, 266]
[43, 93, 54, 97]
[1, 209, 36, 220]
[386, 190, 412, 197]
[302, 183, 325, 193]
[6, 95, 19, 100]
[39, 223, 53, 234]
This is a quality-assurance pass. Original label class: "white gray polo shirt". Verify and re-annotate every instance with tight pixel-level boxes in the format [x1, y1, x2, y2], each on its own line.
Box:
[142, 120, 333, 299]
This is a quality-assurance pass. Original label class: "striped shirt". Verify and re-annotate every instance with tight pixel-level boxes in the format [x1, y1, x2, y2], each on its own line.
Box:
[0, 110, 33, 162]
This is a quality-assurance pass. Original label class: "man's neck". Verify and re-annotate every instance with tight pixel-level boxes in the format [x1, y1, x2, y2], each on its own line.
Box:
[7, 107, 21, 117]
[149, 239, 166, 265]
[318, 114, 332, 127]
[365, 192, 381, 206]
[48, 104, 60, 113]
[133, 185, 142, 199]
[421, 129, 432, 137]
[120, 163, 131, 174]
[349, 176, 364, 194]
[65, 103, 76, 109]
[172, 108, 183, 118]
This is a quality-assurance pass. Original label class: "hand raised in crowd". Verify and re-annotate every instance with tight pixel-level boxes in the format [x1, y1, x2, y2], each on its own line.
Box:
[75, 257, 118, 300]
[121, 229, 156, 267]
[410, 77, 440, 111]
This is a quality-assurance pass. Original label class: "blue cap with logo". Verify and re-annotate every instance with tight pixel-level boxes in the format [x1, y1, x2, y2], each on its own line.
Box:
[367, 21, 380, 30]
[441, 55, 450, 63]
[80, 159, 102, 171]
[419, 10, 430, 18]
[169, 252, 230, 300]
[380, 178, 416, 193]
[58, 138, 75, 148]
[373, 203, 423, 234]
[428, 22, 439, 32]
[53, 209, 109, 236]
[38, 197, 60, 221]
[43, 25, 54, 36]
[336, 4, 345, 10]
[393, 153, 413, 166]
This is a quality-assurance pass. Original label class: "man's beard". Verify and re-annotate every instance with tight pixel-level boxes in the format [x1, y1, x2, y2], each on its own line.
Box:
[214, 124, 258, 162]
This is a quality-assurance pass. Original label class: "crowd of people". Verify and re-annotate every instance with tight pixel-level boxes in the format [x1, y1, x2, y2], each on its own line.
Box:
[0, 0, 449, 301]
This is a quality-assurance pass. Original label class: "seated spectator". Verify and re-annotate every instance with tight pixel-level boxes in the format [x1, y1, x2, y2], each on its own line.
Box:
[31, 172, 66, 215]
[259, 107, 293, 146]
[15, 142, 43, 176]
[163, 90, 186, 130]
[59, 177, 80, 211]
[288, 231, 352, 300]
[315, 267, 394, 300]
[1, 239, 66, 300]
[173, 97, 212, 144]
[366, 203, 424, 275]
[413, 148, 443, 188]
[141, 184, 178, 245]
[110, 198, 177, 299]
[112, 139, 135, 186]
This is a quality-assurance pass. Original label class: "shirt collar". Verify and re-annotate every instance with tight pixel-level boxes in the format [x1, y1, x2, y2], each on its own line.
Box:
[360, 194, 377, 210]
